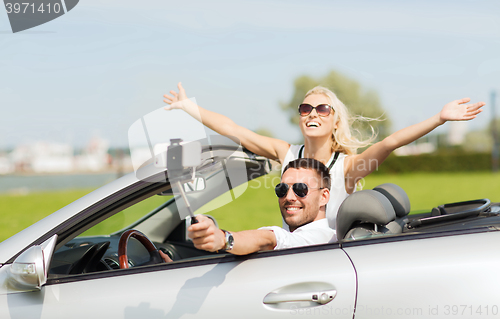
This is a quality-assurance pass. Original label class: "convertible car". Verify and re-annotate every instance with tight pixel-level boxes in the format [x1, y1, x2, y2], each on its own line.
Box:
[0, 137, 499, 319]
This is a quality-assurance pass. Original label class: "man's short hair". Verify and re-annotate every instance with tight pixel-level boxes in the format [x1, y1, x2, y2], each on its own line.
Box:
[282, 158, 331, 190]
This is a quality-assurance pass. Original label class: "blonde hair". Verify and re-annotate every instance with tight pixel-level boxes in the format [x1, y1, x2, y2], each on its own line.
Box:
[305, 86, 378, 155]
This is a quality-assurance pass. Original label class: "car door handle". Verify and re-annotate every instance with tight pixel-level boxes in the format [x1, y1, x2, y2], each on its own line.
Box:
[263, 289, 337, 305]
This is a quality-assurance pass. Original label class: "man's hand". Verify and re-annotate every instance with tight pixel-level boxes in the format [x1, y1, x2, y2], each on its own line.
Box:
[189, 215, 276, 255]
[159, 250, 173, 263]
[188, 215, 226, 252]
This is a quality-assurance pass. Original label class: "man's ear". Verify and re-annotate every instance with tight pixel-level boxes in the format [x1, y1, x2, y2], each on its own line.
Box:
[320, 188, 330, 207]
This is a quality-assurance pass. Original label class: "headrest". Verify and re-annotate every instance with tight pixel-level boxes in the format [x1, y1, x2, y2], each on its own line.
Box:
[336, 190, 396, 240]
[373, 183, 411, 217]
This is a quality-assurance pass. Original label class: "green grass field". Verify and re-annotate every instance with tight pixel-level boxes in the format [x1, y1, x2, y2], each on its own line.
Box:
[1, 172, 499, 242]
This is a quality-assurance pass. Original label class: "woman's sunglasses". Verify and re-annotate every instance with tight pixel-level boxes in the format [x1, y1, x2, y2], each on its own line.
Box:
[298, 103, 332, 117]
[275, 182, 323, 198]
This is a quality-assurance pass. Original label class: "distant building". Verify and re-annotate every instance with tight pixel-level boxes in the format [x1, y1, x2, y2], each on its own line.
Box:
[74, 136, 111, 172]
[10, 141, 73, 173]
[2, 137, 115, 174]
[0, 156, 13, 174]
[448, 121, 468, 146]
[394, 142, 436, 156]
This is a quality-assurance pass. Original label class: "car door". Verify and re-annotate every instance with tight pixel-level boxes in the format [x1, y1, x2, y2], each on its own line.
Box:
[3, 242, 355, 319]
[342, 230, 500, 319]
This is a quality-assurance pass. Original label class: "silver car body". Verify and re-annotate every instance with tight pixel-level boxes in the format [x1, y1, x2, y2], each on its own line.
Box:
[0, 140, 499, 318]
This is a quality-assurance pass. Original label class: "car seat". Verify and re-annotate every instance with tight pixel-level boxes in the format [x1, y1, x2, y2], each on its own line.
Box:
[373, 183, 411, 232]
[336, 183, 410, 240]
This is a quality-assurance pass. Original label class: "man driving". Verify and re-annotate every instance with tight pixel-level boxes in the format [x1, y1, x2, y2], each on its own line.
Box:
[170, 158, 335, 256]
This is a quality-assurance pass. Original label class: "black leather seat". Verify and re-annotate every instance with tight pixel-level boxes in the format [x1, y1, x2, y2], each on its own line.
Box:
[336, 183, 410, 240]
[373, 183, 411, 231]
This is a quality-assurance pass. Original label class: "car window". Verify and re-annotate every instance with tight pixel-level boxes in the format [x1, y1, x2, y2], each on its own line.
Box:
[48, 187, 176, 276]
[79, 195, 171, 237]
[194, 174, 282, 231]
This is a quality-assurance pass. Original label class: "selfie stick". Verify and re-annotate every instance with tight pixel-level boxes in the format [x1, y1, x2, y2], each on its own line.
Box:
[167, 139, 199, 225]
[175, 180, 198, 224]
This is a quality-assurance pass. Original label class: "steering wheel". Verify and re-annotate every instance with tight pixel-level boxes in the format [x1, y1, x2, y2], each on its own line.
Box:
[118, 230, 164, 269]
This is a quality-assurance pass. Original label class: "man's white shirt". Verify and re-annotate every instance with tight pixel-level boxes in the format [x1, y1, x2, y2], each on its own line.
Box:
[259, 218, 336, 250]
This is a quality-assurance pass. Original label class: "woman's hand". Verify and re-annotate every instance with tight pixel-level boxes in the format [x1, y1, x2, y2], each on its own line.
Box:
[439, 98, 485, 124]
[344, 97, 485, 193]
[162, 81, 290, 162]
[163, 82, 193, 111]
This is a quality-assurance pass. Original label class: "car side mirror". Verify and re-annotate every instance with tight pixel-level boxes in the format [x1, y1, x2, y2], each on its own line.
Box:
[8, 235, 57, 291]
[182, 177, 206, 192]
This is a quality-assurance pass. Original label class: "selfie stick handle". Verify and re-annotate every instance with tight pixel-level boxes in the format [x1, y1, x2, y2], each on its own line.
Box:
[176, 181, 198, 224]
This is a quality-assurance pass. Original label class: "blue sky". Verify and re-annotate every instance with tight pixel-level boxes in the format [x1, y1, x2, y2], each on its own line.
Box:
[1, 0, 499, 148]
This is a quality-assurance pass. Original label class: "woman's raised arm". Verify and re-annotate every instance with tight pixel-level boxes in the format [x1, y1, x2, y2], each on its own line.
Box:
[343, 98, 485, 193]
[164, 82, 290, 162]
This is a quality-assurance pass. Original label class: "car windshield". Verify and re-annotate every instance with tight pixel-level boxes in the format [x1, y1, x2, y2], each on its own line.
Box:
[78, 194, 172, 238]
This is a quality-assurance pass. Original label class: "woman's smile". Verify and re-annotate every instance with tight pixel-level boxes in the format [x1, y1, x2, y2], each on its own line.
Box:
[306, 120, 320, 128]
